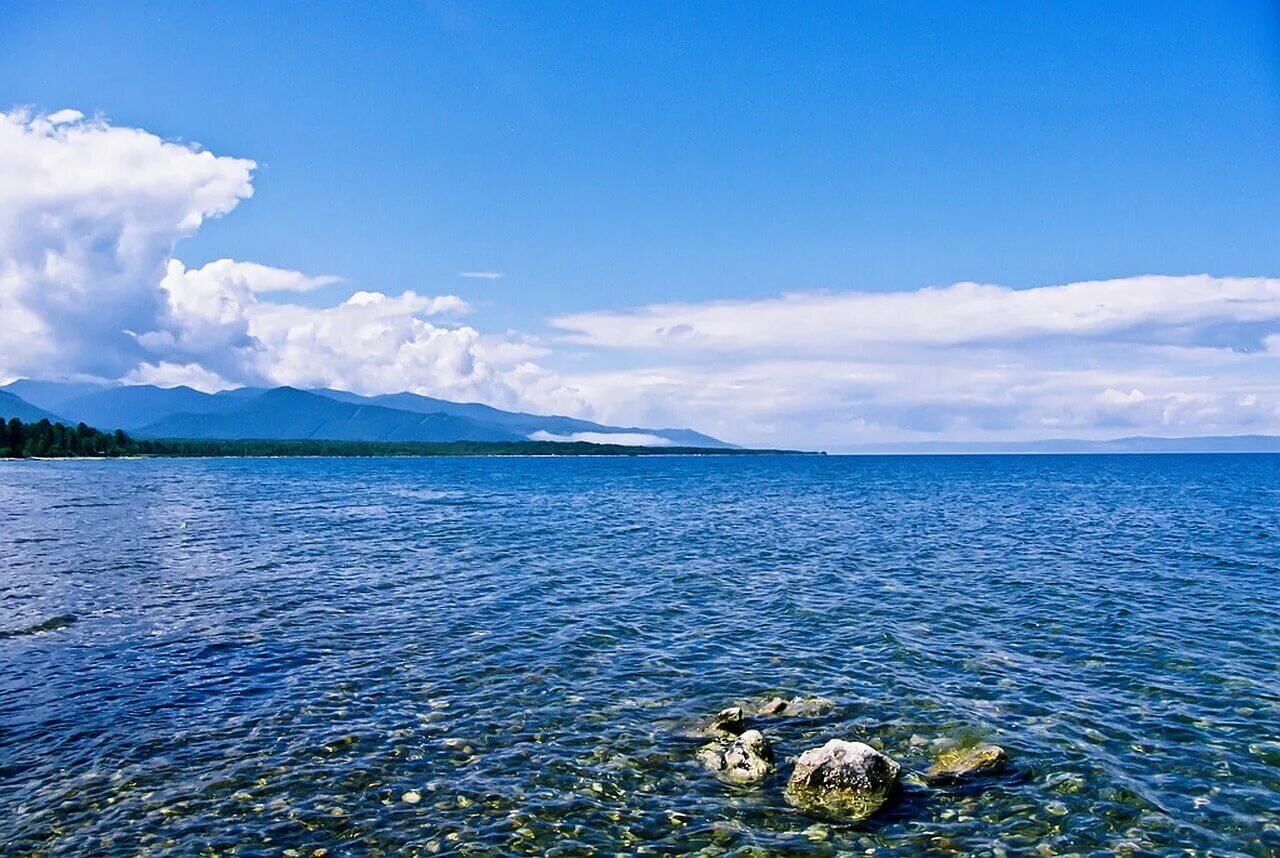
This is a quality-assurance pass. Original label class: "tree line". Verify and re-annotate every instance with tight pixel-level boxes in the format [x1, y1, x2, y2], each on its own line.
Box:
[2, 418, 130, 458]
[1, 415, 808, 459]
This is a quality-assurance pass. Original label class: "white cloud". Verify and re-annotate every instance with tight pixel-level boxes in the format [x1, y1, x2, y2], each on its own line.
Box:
[459, 271, 504, 279]
[189, 258, 342, 293]
[548, 352, 1280, 448]
[528, 430, 674, 447]
[124, 361, 233, 393]
[146, 258, 575, 410]
[0, 109, 254, 379]
[543, 277, 1280, 446]
[553, 276, 1280, 354]
[46, 109, 84, 125]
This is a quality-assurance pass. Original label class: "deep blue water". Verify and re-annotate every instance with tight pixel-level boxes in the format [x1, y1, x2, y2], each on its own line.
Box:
[1, 455, 1278, 856]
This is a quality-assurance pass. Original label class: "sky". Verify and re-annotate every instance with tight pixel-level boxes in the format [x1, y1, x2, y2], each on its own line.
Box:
[2, 0, 1280, 449]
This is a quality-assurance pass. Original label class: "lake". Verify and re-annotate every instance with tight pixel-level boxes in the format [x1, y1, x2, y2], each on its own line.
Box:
[2, 455, 1278, 855]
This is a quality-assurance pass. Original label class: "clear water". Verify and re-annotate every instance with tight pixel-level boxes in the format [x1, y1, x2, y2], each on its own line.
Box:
[1, 455, 1278, 856]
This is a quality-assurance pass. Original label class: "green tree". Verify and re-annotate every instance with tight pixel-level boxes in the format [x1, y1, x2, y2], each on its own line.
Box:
[7, 418, 23, 457]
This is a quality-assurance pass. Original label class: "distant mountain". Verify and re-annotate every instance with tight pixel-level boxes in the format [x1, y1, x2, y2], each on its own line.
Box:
[139, 387, 523, 443]
[2, 379, 108, 415]
[41, 384, 233, 430]
[838, 435, 1280, 454]
[0, 391, 68, 424]
[0, 380, 731, 447]
[312, 389, 728, 448]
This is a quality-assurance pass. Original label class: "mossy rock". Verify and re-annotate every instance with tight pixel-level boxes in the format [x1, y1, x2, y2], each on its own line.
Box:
[697, 729, 774, 784]
[784, 739, 900, 820]
[925, 744, 1007, 783]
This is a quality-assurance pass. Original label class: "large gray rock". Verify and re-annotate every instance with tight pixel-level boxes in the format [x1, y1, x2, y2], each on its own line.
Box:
[925, 744, 1007, 783]
[697, 729, 774, 784]
[784, 739, 901, 820]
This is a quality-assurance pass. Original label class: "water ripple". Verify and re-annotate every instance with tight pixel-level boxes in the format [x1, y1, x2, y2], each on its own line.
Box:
[1, 455, 1278, 855]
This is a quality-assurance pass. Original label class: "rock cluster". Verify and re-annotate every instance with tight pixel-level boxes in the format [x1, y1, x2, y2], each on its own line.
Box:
[693, 695, 1008, 822]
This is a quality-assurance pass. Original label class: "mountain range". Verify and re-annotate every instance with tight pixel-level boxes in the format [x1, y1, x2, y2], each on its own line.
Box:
[0, 380, 731, 448]
[7, 380, 1279, 454]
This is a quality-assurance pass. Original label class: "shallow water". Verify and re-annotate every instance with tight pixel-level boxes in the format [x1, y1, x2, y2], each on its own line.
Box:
[1, 455, 1278, 856]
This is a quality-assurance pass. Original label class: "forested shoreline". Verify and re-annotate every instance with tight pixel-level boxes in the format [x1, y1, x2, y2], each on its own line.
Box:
[0, 416, 800, 458]
[2, 417, 130, 458]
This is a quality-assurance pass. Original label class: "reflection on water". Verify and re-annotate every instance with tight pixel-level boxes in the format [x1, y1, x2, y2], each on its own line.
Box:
[1, 455, 1278, 855]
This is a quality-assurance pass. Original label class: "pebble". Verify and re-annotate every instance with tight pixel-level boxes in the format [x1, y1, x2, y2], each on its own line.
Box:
[402, 790, 421, 804]
[803, 824, 829, 841]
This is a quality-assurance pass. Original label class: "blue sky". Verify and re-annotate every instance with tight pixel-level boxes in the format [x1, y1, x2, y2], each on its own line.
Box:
[3, 1, 1280, 447]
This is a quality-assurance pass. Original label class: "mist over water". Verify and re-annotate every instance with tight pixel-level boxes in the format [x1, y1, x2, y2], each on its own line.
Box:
[2, 455, 1278, 855]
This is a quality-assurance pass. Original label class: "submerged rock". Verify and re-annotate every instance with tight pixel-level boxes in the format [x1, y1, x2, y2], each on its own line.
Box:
[750, 695, 837, 718]
[698, 729, 775, 784]
[779, 696, 837, 717]
[925, 744, 1007, 783]
[758, 696, 789, 715]
[784, 739, 901, 820]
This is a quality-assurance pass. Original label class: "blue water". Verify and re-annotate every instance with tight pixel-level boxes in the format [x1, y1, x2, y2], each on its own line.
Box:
[1, 455, 1278, 856]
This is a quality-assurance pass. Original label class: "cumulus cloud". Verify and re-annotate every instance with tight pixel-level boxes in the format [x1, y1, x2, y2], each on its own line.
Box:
[135, 257, 573, 409]
[0, 108, 255, 379]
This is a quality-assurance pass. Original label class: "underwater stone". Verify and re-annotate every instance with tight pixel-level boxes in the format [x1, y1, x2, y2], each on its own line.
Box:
[925, 744, 1007, 783]
[750, 695, 837, 717]
[784, 739, 901, 820]
[779, 696, 836, 717]
[758, 697, 788, 715]
[697, 729, 775, 784]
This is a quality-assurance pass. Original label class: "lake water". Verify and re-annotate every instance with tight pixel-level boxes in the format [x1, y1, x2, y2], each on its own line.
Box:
[2, 455, 1278, 856]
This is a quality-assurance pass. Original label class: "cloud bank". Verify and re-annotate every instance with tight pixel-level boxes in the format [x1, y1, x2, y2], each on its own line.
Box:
[2, 108, 1278, 448]
[554, 277, 1280, 353]
[551, 279, 1280, 447]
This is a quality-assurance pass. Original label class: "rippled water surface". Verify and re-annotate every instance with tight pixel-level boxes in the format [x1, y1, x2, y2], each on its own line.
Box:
[2, 455, 1279, 856]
